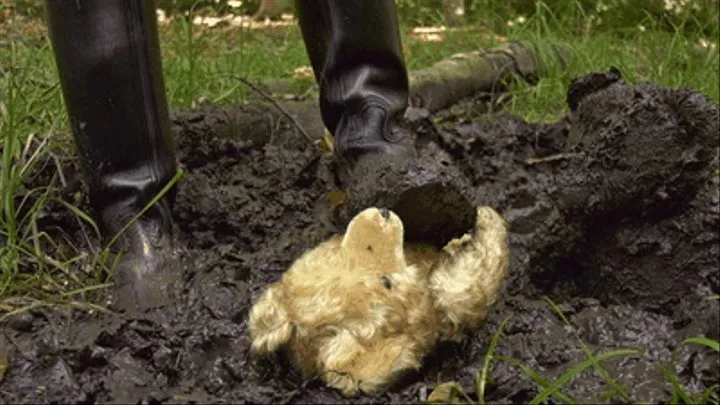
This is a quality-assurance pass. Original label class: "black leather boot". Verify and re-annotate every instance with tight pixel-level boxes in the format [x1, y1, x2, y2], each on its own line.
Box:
[45, 0, 180, 311]
[295, 0, 415, 179]
[296, 0, 475, 245]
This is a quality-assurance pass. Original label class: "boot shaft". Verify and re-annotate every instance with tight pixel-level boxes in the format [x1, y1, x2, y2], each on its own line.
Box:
[45, 0, 177, 237]
[295, 0, 411, 165]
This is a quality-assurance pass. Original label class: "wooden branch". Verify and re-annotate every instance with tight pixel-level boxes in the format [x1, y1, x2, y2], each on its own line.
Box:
[408, 41, 571, 113]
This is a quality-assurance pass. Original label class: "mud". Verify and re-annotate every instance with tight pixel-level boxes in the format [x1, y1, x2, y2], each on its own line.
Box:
[2, 69, 719, 404]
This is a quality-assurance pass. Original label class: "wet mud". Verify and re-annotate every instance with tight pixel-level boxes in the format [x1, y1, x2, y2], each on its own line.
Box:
[2, 69, 719, 404]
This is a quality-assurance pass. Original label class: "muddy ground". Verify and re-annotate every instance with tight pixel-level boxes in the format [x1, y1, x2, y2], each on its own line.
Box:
[1, 70, 719, 404]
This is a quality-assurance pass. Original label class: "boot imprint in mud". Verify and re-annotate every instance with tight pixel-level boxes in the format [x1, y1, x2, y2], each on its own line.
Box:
[249, 205, 510, 396]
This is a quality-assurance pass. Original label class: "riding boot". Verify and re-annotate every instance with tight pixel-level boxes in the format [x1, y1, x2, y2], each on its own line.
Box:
[296, 0, 413, 175]
[296, 0, 475, 245]
[45, 0, 180, 311]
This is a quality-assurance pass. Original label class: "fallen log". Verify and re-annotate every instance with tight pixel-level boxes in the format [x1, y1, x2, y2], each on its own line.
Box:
[408, 40, 571, 113]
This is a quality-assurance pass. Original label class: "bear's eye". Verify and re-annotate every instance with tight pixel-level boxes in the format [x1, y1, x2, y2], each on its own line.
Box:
[380, 276, 392, 290]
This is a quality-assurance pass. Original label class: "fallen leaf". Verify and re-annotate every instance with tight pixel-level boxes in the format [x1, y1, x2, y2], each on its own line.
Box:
[327, 189, 346, 213]
[409, 26, 447, 42]
[293, 66, 314, 79]
[427, 381, 466, 403]
[41, 284, 59, 293]
[314, 129, 335, 155]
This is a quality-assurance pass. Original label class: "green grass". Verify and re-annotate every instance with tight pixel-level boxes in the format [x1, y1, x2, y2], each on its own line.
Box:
[0, 0, 718, 333]
[426, 297, 720, 404]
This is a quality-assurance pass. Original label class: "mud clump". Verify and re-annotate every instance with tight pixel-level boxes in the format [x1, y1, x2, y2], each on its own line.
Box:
[336, 140, 476, 248]
[1, 69, 718, 404]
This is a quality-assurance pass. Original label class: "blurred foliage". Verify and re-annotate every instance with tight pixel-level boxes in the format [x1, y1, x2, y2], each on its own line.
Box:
[4, 0, 43, 18]
[394, 0, 718, 39]
[4, 0, 719, 39]
[2, 0, 275, 18]
[464, 0, 719, 39]
[155, 0, 262, 16]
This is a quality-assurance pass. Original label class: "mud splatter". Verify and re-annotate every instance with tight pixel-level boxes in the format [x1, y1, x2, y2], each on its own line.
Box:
[1, 69, 718, 404]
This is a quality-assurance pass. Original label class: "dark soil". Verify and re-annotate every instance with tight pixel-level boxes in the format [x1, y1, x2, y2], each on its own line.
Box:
[1, 69, 719, 404]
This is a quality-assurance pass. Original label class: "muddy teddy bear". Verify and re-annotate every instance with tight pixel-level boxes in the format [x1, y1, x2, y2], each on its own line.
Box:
[249, 205, 510, 396]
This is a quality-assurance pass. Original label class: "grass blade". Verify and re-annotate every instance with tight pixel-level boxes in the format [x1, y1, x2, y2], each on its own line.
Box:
[105, 169, 184, 251]
[51, 197, 101, 239]
[59, 282, 112, 298]
[495, 355, 578, 404]
[681, 337, 720, 352]
[660, 363, 695, 405]
[529, 348, 642, 405]
[697, 384, 719, 404]
[478, 317, 510, 404]
[543, 295, 633, 402]
[543, 296, 570, 325]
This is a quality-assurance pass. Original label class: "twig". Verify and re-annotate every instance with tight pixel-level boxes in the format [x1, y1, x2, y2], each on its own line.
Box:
[525, 152, 583, 165]
[3, 331, 33, 361]
[222, 74, 315, 144]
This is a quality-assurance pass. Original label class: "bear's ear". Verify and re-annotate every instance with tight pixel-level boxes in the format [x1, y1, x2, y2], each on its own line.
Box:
[249, 284, 295, 356]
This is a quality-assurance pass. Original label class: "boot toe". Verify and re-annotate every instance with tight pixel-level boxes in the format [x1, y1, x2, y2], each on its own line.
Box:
[105, 223, 182, 312]
[111, 248, 181, 312]
[334, 145, 475, 247]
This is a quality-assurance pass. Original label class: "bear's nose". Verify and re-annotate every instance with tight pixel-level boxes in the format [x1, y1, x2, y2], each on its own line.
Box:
[380, 207, 390, 219]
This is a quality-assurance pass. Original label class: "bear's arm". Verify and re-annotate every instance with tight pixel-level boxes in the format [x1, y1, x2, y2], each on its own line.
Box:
[430, 206, 510, 340]
[249, 283, 294, 355]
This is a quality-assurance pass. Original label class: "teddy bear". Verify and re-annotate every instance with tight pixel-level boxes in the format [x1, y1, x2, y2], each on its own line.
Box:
[248, 205, 510, 396]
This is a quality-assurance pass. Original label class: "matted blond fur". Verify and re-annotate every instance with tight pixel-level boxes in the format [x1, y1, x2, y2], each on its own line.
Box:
[249, 206, 510, 396]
